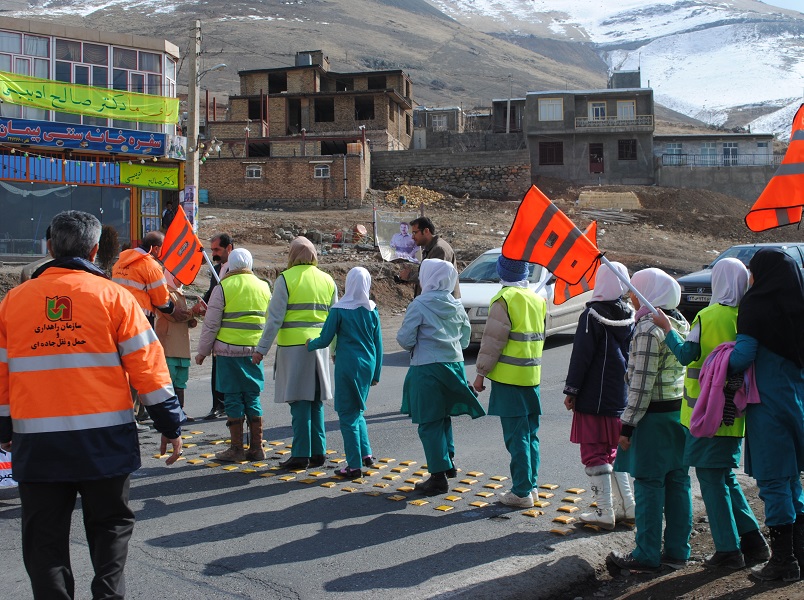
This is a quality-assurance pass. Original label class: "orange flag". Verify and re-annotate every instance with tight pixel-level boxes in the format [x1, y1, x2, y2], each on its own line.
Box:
[746, 104, 804, 231]
[159, 207, 203, 285]
[553, 221, 599, 305]
[503, 186, 602, 285]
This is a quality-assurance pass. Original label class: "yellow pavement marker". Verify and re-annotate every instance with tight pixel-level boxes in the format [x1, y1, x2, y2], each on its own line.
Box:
[460, 478, 478, 485]
[268, 466, 281, 470]
[260, 472, 276, 478]
[413, 470, 428, 477]
[325, 449, 337, 454]
[152, 453, 167, 458]
[285, 445, 293, 448]
[289, 468, 307, 474]
[397, 486, 415, 493]
[421, 464, 428, 469]
[551, 528, 574, 536]
[382, 474, 400, 481]
[251, 463, 268, 468]
[444, 495, 462, 502]
[467, 471, 484, 477]
[309, 471, 327, 477]
[558, 505, 580, 513]
[352, 478, 366, 485]
[225, 439, 231, 443]
[183, 443, 197, 448]
[379, 458, 396, 463]
[298, 478, 318, 484]
[409, 499, 429, 506]
[329, 458, 345, 464]
[320, 481, 336, 488]
[187, 459, 204, 465]
[364, 470, 380, 476]
[590, 501, 598, 507]
[181, 435, 193, 440]
[469, 501, 489, 508]
[538, 492, 554, 499]
[391, 467, 409, 473]
[583, 524, 603, 532]
[376, 464, 389, 470]
[205, 462, 221, 468]
[278, 475, 295, 481]
[364, 491, 382, 496]
[553, 515, 577, 524]
[522, 510, 545, 518]
[483, 483, 503, 490]
[341, 487, 358, 493]
[176, 456, 186, 461]
[476, 491, 495, 498]
[276, 450, 290, 455]
[267, 441, 283, 446]
[453, 487, 472, 494]
[209, 440, 225, 445]
[221, 465, 238, 471]
[566, 487, 586, 494]
[490, 475, 508, 481]
[189, 431, 204, 435]
[434, 505, 454, 512]
[399, 460, 417, 466]
[388, 495, 406, 501]
[241, 468, 257, 474]
[373, 483, 390, 488]
[562, 496, 583, 503]
[200, 453, 216, 458]
[533, 500, 551, 508]
[540, 483, 559, 490]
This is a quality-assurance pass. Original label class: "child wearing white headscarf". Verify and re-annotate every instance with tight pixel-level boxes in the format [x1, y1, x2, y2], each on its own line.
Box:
[608, 268, 692, 573]
[397, 259, 486, 496]
[306, 267, 383, 479]
[563, 261, 636, 529]
[654, 257, 768, 569]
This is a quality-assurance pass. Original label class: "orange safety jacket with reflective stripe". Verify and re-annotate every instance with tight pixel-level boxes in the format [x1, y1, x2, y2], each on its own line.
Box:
[112, 248, 170, 316]
[0, 266, 177, 482]
[553, 221, 599, 305]
[746, 103, 804, 232]
[503, 186, 601, 285]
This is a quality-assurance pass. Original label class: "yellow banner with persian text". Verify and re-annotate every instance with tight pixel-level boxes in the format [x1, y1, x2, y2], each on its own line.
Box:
[119, 163, 179, 190]
[0, 71, 179, 125]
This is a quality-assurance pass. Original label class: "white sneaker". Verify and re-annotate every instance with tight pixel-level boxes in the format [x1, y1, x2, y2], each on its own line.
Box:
[500, 490, 534, 508]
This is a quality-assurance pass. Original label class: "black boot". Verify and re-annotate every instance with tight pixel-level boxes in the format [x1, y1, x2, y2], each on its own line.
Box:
[309, 454, 326, 468]
[741, 528, 771, 562]
[415, 471, 448, 496]
[279, 456, 310, 469]
[750, 524, 800, 582]
[794, 514, 804, 568]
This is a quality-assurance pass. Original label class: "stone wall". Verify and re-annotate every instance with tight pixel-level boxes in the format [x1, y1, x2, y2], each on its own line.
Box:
[371, 149, 531, 200]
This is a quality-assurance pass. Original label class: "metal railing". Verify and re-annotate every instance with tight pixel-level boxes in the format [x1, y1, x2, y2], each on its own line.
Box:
[661, 153, 783, 167]
[575, 115, 654, 129]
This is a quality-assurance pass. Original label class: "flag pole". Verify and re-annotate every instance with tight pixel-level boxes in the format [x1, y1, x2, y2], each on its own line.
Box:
[202, 250, 221, 284]
[599, 255, 658, 315]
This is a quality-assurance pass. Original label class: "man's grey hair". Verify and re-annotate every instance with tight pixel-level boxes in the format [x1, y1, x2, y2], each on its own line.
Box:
[49, 211, 102, 259]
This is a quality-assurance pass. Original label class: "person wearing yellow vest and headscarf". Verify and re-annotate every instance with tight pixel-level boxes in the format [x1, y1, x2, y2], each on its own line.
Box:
[472, 256, 545, 508]
[654, 257, 769, 570]
[196, 248, 272, 462]
[252, 237, 337, 470]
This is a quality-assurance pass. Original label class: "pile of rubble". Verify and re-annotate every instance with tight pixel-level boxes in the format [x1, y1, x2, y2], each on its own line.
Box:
[381, 185, 444, 207]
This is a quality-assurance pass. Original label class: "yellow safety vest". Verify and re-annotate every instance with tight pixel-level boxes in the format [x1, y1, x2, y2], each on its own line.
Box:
[276, 264, 335, 347]
[217, 273, 272, 346]
[680, 303, 745, 437]
[486, 286, 546, 387]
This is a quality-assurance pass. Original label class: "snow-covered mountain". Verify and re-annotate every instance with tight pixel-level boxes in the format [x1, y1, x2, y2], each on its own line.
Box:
[429, 0, 804, 138]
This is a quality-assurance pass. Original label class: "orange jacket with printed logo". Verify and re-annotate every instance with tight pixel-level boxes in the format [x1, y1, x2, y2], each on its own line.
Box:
[0, 266, 179, 482]
[112, 248, 170, 316]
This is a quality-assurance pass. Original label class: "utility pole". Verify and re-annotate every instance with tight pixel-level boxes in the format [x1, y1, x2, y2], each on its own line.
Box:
[506, 73, 512, 134]
[187, 20, 201, 193]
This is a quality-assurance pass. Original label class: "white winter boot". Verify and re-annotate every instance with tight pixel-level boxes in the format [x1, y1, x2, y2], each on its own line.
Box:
[612, 470, 636, 524]
[579, 464, 616, 531]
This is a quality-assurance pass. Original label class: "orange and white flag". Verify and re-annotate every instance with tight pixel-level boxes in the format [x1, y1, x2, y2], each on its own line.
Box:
[502, 186, 602, 285]
[746, 104, 804, 232]
[553, 221, 599, 305]
[159, 206, 203, 285]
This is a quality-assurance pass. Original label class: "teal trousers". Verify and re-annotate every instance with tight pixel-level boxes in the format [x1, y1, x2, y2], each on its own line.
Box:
[632, 468, 692, 567]
[289, 399, 326, 458]
[696, 467, 759, 551]
[500, 413, 540, 498]
[757, 475, 804, 526]
[338, 408, 372, 470]
[417, 418, 454, 473]
[223, 393, 262, 420]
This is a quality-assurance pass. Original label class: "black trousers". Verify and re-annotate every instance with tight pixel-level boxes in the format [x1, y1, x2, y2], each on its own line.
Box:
[19, 474, 135, 600]
[210, 355, 225, 410]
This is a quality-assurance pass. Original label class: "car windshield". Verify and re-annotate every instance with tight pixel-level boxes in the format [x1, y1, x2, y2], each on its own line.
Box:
[708, 246, 761, 268]
[459, 253, 545, 283]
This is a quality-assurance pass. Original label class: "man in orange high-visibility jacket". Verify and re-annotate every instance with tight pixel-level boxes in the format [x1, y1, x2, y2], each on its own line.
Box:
[0, 210, 183, 600]
[112, 230, 189, 327]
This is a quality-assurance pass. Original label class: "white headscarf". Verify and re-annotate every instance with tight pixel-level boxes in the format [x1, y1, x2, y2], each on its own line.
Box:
[420, 258, 458, 294]
[631, 267, 681, 310]
[227, 248, 253, 271]
[710, 257, 749, 307]
[591, 261, 629, 302]
[164, 269, 181, 291]
[333, 267, 375, 311]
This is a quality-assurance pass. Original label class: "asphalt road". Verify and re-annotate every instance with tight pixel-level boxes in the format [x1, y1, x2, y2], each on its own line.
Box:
[0, 326, 641, 600]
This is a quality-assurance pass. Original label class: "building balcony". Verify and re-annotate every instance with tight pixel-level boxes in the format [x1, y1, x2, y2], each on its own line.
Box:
[575, 115, 654, 130]
[661, 153, 783, 167]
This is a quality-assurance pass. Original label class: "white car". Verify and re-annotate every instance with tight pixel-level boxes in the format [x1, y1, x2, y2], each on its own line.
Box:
[459, 248, 592, 344]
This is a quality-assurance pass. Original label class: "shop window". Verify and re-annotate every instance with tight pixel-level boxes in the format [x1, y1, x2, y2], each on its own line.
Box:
[539, 142, 563, 165]
[314, 164, 330, 178]
[618, 139, 637, 160]
[315, 98, 335, 122]
[246, 165, 262, 179]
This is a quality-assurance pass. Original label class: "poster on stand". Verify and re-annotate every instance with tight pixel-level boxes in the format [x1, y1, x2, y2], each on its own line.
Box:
[181, 185, 198, 234]
[374, 210, 420, 263]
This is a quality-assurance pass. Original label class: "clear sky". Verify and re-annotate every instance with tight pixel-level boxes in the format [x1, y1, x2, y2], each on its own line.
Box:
[760, 0, 802, 12]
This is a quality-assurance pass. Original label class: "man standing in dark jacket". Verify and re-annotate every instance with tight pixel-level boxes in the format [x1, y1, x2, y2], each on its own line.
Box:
[0, 210, 183, 599]
[405, 217, 461, 298]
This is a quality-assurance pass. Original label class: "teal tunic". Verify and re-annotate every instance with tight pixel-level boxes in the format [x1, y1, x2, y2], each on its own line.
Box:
[684, 431, 742, 469]
[487, 381, 541, 417]
[307, 306, 383, 414]
[614, 411, 687, 479]
[401, 362, 486, 424]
